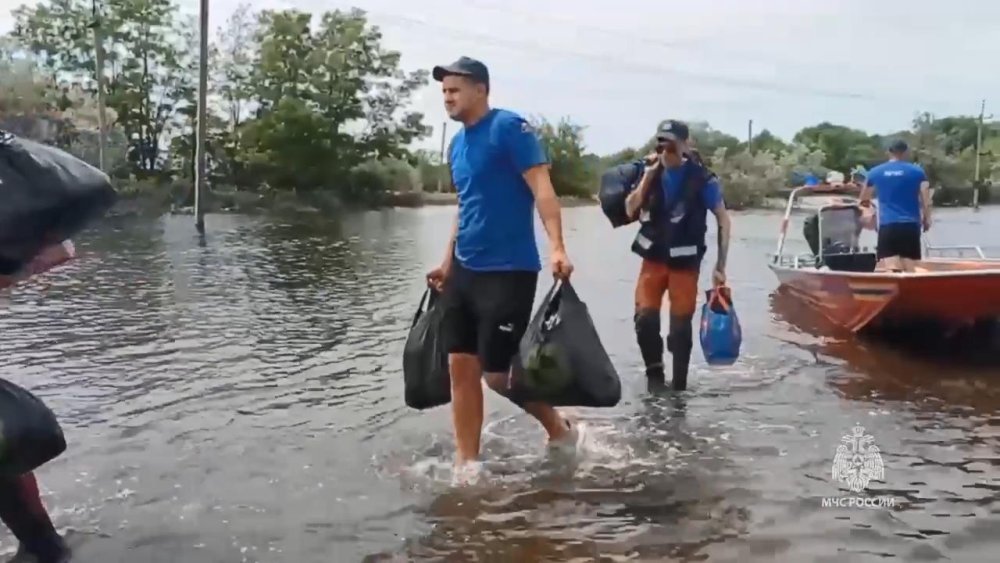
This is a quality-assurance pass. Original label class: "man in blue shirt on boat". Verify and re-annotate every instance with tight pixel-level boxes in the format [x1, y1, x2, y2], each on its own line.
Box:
[859, 139, 932, 272]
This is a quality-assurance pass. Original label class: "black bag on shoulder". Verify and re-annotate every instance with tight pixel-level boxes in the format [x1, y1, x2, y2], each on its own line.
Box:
[402, 288, 451, 410]
[508, 280, 621, 408]
[598, 160, 644, 228]
[0, 378, 67, 477]
[0, 130, 117, 269]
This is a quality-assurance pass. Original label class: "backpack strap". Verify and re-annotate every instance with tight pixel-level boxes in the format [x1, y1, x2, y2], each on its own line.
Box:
[685, 150, 722, 207]
[678, 154, 710, 205]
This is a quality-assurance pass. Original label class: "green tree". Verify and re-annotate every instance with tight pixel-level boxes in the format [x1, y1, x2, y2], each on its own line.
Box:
[237, 8, 430, 198]
[409, 149, 450, 193]
[983, 137, 1000, 182]
[13, 0, 194, 177]
[710, 147, 781, 209]
[599, 147, 643, 168]
[777, 143, 828, 184]
[749, 129, 789, 155]
[793, 122, 883, 174]
[531, 116, 595, 197]
[687, 121, 743, 156]
[926, 115, 985, 154]
[213, 2, 256, 132]
[0, 37, 128, 170]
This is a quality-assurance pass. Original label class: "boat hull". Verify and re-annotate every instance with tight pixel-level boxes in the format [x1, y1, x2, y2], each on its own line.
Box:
[770, 262, 1000, 332]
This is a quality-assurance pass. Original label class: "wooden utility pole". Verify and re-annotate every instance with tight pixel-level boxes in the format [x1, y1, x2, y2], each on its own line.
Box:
[973, 99, 990, 210]
[90, 0, 107, 172]
[747, 119, 753, 154]
[439, 121, 448, 162]
[194, 0, 209, 233]
[436, 121, 447, 192]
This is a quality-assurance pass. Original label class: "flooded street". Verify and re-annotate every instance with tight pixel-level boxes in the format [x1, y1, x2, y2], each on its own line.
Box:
[2, 204, 1000, 562]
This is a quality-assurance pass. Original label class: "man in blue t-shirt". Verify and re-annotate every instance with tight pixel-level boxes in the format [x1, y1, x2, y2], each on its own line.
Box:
[424, 56, 578, 476]
[860, 139, 932, 272]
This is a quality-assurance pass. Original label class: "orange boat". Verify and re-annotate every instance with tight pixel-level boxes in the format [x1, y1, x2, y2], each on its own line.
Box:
[767, 183, 1000, 333]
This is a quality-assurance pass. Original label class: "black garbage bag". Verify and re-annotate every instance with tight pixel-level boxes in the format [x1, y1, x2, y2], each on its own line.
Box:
[598, 160, 644, 228]
[0, 130, 117, 269]
[508, 280, 621, 407]
[402, 287, 451, 410]
[0, 378, 67, 478]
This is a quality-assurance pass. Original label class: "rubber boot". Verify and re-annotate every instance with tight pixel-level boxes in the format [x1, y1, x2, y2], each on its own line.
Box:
[667, 314, 694, 391]
[634, 308, 664, 381]
[0, 474, 71, 563]
[13, 536, 71, 563]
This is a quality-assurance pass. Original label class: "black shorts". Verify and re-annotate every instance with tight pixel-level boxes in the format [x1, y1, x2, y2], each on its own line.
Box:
[877, 222, 922, 260]
[441, 260, 538, 374]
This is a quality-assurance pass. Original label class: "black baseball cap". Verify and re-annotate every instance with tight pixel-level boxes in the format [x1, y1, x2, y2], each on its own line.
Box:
[887, 139, 909, 153]
[657, 119, 690, 142]
[432, 56, 490, 88]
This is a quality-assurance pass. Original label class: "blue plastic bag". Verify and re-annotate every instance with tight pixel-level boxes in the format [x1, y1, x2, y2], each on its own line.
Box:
[699, 286, 742, 366]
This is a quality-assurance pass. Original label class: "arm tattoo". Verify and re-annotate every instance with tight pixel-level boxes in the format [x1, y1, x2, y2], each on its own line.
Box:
[717, 221, 729, 269]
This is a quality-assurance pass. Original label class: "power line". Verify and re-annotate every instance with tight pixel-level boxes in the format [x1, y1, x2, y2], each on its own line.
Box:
[461, 0, 843, 71]
[360, 8, 963, 107]
[441, 0, 1000, 93]
[372, 13, 866, 100]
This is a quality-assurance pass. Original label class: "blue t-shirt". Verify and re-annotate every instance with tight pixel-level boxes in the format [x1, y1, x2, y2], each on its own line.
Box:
[448, 108, 549, 272]
[659, 162, 724, 221]
[865, 160, 926, 226]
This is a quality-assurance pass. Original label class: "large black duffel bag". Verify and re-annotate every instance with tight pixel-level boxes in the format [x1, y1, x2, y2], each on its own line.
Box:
[0, 130, 117, 270]
[598, 160, 644, 228]
[0, 378, 67, 477]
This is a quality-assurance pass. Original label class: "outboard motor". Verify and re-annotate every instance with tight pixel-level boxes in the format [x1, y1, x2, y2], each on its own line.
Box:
[599, 160, 644, 228]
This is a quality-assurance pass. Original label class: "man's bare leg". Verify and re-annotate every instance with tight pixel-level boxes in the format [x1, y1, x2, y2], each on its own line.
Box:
[876, 256, 902, 272]
[450, 353, 484, 465]
[483, 373, 572, 442]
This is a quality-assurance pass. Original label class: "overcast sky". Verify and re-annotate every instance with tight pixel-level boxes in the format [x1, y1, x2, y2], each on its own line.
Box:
[3, 0, 999, 155]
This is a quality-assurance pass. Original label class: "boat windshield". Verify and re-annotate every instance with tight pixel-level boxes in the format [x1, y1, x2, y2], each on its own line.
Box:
[804, 206, 863, 255]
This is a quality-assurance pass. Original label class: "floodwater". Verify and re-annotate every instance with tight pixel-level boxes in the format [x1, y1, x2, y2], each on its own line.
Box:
[1, 205, 1000, 563]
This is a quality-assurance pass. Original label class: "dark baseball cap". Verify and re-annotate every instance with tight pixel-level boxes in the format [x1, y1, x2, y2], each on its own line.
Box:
[887, 139, 909, 153]
[657, 119, 690, 142]
[432, 56, 490, 87]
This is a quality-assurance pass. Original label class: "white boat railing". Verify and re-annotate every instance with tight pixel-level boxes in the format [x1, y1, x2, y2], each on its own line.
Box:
[923, 243, 987, 259]
[768, 252, 817, 269]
